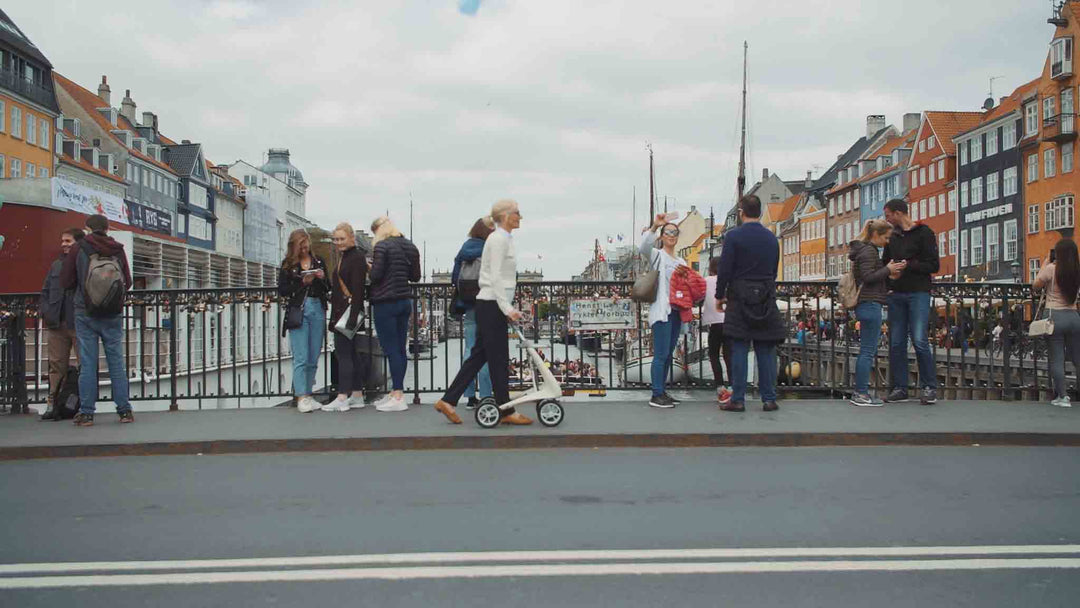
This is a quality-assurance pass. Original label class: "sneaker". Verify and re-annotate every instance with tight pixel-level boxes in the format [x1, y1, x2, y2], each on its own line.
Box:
[297, 397, 315, 413]
[717, 388, 732, 405]
[720, 401, 745, 412]
[372, 394, 395, 408]
[649, 394, 676, 409]
[118, 410, 135, 423]
[920, 388, 937, 405]
[376, 396, 409, 412]
[762, 401, 779, 412]
[664, 393, 682, 405]
[347, 395, 366, 408]
[1052, 396, 1073, 408]
[465, 397, 480, 410]
[324, 397, 351, 413]
[884, 389, 909, 403]
[73, 412, 94, 427]
[849, 394, 884, 407]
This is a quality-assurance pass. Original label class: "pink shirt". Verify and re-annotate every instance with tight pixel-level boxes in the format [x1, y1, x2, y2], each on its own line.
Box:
[1036, 262, 1075, 310]
[702, 276, 725, 325]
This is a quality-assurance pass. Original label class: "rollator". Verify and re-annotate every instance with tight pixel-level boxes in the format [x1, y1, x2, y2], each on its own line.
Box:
[474, 323, 565, 429]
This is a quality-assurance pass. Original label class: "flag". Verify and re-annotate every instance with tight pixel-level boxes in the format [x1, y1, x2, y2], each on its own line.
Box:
[537, 254, 544, 260]
[607, 235, 614, 244]
[617, 234, 624, 241]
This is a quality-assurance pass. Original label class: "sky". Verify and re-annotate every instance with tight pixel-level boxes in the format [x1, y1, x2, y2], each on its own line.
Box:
[11, 0, 1056, 279]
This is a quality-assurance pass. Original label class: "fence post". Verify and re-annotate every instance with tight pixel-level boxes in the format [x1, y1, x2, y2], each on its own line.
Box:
[168, 298, 179, 412]
[11, 309, 28, 414]
[412, 296, 421, 405]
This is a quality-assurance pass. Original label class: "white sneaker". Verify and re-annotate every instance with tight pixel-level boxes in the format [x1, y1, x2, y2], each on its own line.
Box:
[376, 395, 409, 412]
[373, 394, 395, 408]
[324, 397, 351, 412]
[297, 396, 315, 413]
[347, 395, 366, 409]
[1052, 396, 1072, 408]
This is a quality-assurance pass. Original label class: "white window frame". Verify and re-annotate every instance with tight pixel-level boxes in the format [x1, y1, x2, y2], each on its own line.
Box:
[971, 135, 982, 161]
[39, 167, 47, 178]
[1028, 153, 1039, 183]
[10, 157, 20, 178]
[939, 232, 947, 258]
[1065, 143, 1074, 174]
[971, 177, 983, 205]
[1028, 204, 1040, 234]
[1003, 122, 1016, 149]
[1004, 219, 1018, 261]
[960, 181, 969, 207]
[1045, 96, 1057, 122]
[39, 118, 48, 150]
[1026, 103, 1039, 136]
[928, 135, 936, 149]
[959, 142, 968, 165]
[1046, 195, 1075, 230]
[0, 154, 4, 178]
[928, 163, 936, 182]
[986, 172, 999, 201]
[11, 106, 21, 138]
[0, 100, 5, 133]
[986, 128, 998, 156]
[986, 223, 1000, 262]
[1003, 166, 1018, 196]
[1045, 147, 1057, 178]
[971, 226, 984, 266]
[960, 229, 969, 267]
[948, 189, 957, 212]
[949, 229, 957, 256]
[920, 199, 928, 219]
[1030, 258, 1041, 283]
[26, 114, 35, 145]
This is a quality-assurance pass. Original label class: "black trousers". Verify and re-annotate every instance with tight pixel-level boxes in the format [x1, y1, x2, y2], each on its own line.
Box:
[442, 299, 513, 412]
[708, 323, 733, 387]
[334, 332, 366, 395]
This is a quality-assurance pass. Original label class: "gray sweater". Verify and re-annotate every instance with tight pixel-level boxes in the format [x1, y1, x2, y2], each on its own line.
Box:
[849, 241, 889, 304]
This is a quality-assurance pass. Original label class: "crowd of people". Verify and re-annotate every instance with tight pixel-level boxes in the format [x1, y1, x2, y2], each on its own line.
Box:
[36, 193, 1078, 428]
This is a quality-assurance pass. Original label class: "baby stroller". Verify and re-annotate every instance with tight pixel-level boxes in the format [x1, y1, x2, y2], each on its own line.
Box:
[475, 323, 564, 429]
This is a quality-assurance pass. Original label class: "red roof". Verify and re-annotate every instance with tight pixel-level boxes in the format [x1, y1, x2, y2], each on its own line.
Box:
[924, 111, 985, 156]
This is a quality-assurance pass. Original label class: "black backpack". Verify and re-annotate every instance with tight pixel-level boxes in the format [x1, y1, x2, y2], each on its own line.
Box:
[456, 258, 482, 303]
[55, 366, 81, 420]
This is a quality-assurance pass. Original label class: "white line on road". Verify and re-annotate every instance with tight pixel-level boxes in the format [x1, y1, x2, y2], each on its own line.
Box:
[1, 545, 1079, 576]
[0, 558, 1079, 589]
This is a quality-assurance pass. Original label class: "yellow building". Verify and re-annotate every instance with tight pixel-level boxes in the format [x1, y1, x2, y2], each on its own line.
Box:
[0, 11, 59, 180]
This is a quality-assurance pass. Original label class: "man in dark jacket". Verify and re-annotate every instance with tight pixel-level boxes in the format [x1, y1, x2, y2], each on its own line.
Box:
[714, 195, 784, 412]
[40, 228, 84, 420]
[60, 214, 134, 426]
[881, 198, 939, 405]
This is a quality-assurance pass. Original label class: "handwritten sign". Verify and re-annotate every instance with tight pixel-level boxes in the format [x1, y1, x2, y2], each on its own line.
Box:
[569, 298, 634, 330]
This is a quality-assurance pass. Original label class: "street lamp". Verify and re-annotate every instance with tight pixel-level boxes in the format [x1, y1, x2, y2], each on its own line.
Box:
[1010, 260, 1021, 283]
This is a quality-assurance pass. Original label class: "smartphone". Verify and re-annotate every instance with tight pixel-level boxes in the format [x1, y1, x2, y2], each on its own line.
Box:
[1050, 249, 1057, 263]
[301, 269, 319, 275]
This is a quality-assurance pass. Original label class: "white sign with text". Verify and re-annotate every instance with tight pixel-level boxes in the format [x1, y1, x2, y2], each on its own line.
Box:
[569, 298, 634, 330]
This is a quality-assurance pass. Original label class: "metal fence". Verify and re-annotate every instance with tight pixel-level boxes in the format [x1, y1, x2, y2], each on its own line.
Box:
[0, 280, 1055, 412]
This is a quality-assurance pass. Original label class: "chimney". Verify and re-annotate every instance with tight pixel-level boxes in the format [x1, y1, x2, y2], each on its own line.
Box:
[182, 139, 191, 144]
[120, 89, 137, 124]
[762, 168, 769, 181]
[805, 170, 813, 187]
[902, 112, 921, 133]
[142, 111, 158, 132]
[97, 76, 111, 106]
[866, 114, 886, 138]
[1000, 96, 1007, 105]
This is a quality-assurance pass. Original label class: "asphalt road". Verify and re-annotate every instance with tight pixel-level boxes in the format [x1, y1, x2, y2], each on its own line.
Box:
[2, 447, 1079, 607]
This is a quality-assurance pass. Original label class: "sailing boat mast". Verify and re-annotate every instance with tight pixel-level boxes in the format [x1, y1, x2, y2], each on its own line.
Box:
[648, 143, 655, 220]
[737, 41, 748, 205]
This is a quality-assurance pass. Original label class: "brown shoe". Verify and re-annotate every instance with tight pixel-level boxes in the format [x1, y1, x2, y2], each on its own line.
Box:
[500, 412, 533, 425]
[763, 401, 779, 412]
[434, 400, 462, 424]
[719, 402, 745, 412]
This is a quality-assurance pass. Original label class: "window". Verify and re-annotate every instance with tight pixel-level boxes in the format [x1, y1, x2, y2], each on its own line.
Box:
[828, 198, 834, 216]
[1030, 258, 1042, 282]
[0, 100, 4, 133]
[920, 199, 927, 219]
[1004, 219, 1018, 261]
[1065, 143, 1074, 173]
[26, 114, 35, 145]
[987, 223, 1000, 262]
[126, 164, 133, 181]
[0, 155, 4, 177]
[938, 194, 945, 215]
[1046, 195, 1075, 230]
[1028, 153, 1038, 182]
[39, 119, 48, 150]
[937, 159, 945, 179]
[986, 172, 999, 201]
[919, 140, 926, 153]
[1029, 204, 1040, 234]
[928, 135, 936, 149]
[928, 163, 936, 182]
[1026, 103, 1039, 135]
[39, 167, 47, 178]
[971, 226, 983, 266]
[971, 135, 982, 161]
[25, 162, 34, 178]
[912, 203, 919, 221]
[960, 181, 969, 207]
[854, 189, 859, 208]
[178, 214, 186, 235]
[1003, 122, 1017, 149]
[986, 128, 998, 156]
[971, 177, 983, 205]
[949, 189, 957, 212]
[845, 191, 852, 212]
[960, 229, 969, 267]
[949, 229, 957, 256]
[1003, 166, 1018, 196]
[960, 142, 968, 165]
[10, 158, 20, 178]
[920, 167, 927, 185]
[1051, 37, 1074, 78]
[939, 232, 947, 258]
[11, 106, 21, 138]
[1045, 96, 1057, 122]
[1045, 148, 1057, 178]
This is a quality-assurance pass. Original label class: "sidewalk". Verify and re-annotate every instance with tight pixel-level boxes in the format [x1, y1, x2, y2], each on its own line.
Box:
[2, 394, 1079, 459]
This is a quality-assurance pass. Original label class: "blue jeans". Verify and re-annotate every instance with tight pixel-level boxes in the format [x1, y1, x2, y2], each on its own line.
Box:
[650, 311, 682, 397]
[462, 308, 492, 399]
[374, 298, 412, 391]
[887, 291, 937, 391]
[854, 301, 883, 395]
[289, 297, 325, 395]
[75, 312, 130, 415]
[730, 339, 778, 404]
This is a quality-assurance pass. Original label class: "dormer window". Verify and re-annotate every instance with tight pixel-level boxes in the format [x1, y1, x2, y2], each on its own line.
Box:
[1051, 37, 1073, 79]
[133, 138, 146, 154]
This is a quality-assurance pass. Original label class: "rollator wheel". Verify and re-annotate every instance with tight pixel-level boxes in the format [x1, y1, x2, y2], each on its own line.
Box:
[479, 396, 497, 408]
[475, 401, 502, 429]
[536, 399, 564, 427]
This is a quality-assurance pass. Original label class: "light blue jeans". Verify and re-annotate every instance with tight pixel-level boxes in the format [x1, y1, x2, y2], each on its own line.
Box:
[75, 312, 131, 415]
[650, 310, 682, 397]
[854, 301, 883, 395]
[887, 291, 938, 391]
[462, 308, 492, 399]
[289, 297, 325, 395]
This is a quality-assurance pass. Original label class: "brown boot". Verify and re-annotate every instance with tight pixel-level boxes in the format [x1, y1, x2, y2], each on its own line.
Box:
[434, 400, 462, 424]
[501, 412, 533, 425]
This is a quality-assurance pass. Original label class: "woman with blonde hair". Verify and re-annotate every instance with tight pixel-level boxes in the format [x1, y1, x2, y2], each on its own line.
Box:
[368, 216, 421, 412]
[278, 229, 330, 412]
[847, 218, 906, 407]
[327, 222, 367, 412]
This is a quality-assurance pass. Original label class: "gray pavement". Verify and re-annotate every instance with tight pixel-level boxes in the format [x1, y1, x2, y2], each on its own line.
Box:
[1, 395, 1079, 458]
[1, 448, 1078, 606]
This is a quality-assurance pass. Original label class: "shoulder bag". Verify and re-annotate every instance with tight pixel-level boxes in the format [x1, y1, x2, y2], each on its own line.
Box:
[631, 250, 661, 303]
[1029, 274, 1054, 337]
[333, 271, 366, 340]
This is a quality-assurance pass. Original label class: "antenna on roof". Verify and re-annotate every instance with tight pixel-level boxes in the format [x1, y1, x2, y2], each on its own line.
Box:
[984, 76, 1004, 111]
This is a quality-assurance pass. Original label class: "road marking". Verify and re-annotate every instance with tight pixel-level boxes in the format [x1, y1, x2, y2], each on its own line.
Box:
[1, 545, 1078, 575]
[0, 558, 1078, 588]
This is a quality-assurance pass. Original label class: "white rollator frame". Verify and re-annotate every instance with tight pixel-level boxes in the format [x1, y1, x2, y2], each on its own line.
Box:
[474, 324, 565, 428]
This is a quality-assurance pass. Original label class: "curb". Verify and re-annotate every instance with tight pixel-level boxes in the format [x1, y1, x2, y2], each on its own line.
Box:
[2, 432, 1080, 460]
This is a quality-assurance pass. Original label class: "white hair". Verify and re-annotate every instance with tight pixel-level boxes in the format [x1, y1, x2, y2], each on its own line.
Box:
[490, 199, 518, 224]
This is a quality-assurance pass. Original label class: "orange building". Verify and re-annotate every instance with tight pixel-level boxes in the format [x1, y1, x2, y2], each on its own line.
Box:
[907, 111, 983, 281]
[772, 193, 802, 280]
[0, 10, 58, 182]
[1021, 1, 1080, 282]
[797, 201, 827, 280]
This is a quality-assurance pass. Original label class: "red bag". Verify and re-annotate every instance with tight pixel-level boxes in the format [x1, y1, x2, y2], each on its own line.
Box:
[669, 266, 706, 323]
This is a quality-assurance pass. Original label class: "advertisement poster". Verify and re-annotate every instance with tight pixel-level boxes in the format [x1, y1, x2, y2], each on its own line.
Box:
[51, 177, 128, 225]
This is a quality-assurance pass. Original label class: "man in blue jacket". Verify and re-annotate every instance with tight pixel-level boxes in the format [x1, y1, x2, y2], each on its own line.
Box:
[39, 228, 83, 420]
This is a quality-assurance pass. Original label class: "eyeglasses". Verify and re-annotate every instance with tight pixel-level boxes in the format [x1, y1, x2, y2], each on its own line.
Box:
[662, 229, 680, 237]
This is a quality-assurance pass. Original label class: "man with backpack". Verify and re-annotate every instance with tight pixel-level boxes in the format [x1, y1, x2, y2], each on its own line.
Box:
[39, 228, 84, 420]
[60, 214, 134, 426]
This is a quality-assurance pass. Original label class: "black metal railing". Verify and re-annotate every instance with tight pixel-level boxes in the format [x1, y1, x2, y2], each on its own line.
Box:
[0, 280, 1055, 412]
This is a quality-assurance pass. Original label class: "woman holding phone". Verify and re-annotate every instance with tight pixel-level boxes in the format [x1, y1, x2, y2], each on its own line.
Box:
[639, 212, 688, 409]
[278, 229, 330, 412]
[327, 222, 367, 412]
[1034, 238, 1080, 408]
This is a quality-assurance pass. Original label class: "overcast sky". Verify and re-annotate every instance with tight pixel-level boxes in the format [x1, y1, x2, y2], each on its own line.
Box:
[13, 0, 1054, 278]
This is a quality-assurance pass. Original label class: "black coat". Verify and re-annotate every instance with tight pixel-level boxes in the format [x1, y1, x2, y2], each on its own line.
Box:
[715, 223, 786, 342]
[278, 255, 330, 310]
[369, 236, 421, 302]
[881, 223, 938, 293]
[330, 246, 367, 327]
[40, 256, 75, 330]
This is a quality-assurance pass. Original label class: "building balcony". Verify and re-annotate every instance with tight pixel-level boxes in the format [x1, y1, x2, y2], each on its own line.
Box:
[1043, 113, 1077, 143]
[0, 67, 55, 110]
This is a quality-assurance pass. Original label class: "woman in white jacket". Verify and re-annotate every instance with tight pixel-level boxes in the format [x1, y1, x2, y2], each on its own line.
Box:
[639, 214, 688, 409]
[434, 200, 533, 426]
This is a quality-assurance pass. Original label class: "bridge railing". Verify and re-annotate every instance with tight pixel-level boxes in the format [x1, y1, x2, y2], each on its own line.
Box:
[0, 280, 1051, 412]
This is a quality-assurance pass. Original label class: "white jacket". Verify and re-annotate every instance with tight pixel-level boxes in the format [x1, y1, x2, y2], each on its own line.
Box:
[477, 227, 517, 315]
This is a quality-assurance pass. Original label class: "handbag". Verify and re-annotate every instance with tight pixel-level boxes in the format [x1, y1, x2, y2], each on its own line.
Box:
[1029, 273, 1054, 337]
[630, 250, 660, 303]
[333, 274, 366, 339]
[283, 287, 308, 333]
